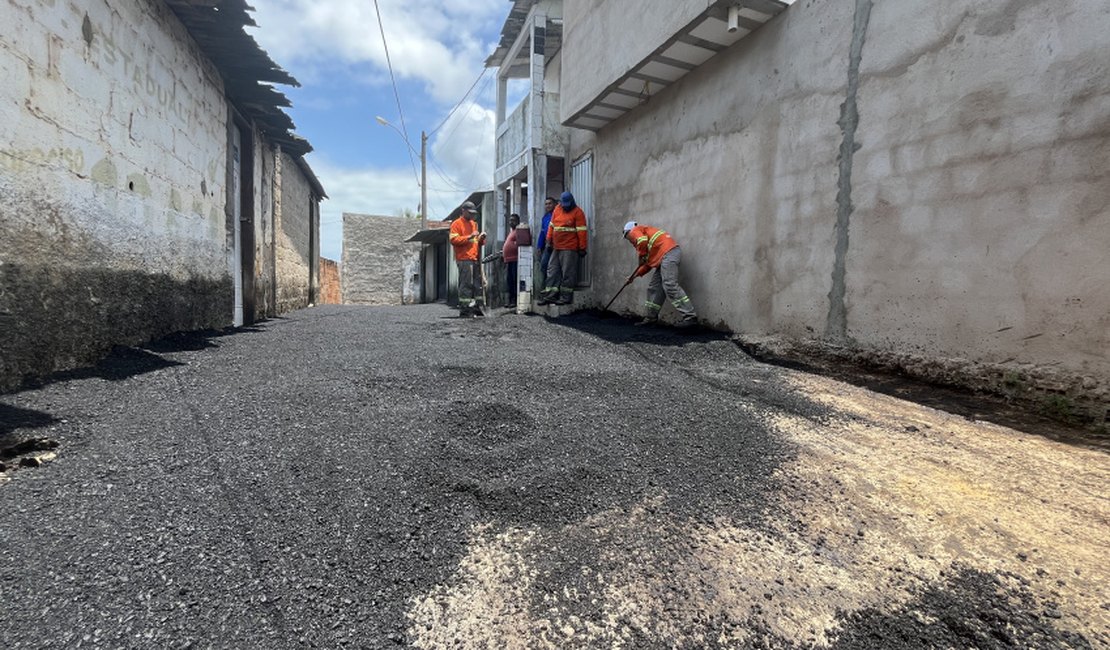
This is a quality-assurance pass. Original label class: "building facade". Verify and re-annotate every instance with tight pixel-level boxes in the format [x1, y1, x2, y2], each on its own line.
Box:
[554, 0, 1109, 415]
[487, 0, 576, 311]
[0, 0, 325, 391]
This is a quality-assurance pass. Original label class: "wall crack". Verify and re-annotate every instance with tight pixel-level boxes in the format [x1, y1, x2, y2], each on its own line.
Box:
[826, 0, 873, 342]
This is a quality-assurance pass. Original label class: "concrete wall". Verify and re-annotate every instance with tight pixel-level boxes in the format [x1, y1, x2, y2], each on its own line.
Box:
[276, 151, 315, 312]
[319, 258, 341, 304]
[564, 0, 1110, 413]
[341, 214, 422, 305]
[0, 0, 231, 390]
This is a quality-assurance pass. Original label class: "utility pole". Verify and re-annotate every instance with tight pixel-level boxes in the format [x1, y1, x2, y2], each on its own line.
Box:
[420, 130, 427, 230]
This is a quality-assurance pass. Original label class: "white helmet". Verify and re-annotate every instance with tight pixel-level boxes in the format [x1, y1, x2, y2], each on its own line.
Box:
[622, 221, 637, 234]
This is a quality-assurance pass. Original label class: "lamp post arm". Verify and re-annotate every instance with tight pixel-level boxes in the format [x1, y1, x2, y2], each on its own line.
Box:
[376, 117, 428, 227]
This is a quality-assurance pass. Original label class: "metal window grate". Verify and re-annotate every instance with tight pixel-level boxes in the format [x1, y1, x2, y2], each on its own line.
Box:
[570, 153, 593, 286]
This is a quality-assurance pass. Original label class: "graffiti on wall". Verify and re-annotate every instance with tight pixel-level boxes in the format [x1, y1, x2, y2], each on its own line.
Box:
[88, 20, 191, 123]
[0, 148, 85, 175]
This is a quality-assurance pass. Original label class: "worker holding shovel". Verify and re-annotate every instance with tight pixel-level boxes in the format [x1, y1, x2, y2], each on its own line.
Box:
[449, 201, 486, 317]
[622, 221, 697, 328]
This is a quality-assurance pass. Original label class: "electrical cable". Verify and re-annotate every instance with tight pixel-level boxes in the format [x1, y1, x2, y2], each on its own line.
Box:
[372, 0, 420, 187]
[428, 68, 490, 136]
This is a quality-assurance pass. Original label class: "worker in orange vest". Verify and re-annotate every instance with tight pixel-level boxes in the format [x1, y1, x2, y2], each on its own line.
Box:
[538, 191, 588, 306]
[622, 221, 697, 327]
[449, 201, 486, 317]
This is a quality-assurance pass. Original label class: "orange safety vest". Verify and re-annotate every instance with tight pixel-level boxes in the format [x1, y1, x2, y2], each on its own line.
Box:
[628, 225, 678, 277]
[449, 217, 480, 261]
[545, 205, 588, 251]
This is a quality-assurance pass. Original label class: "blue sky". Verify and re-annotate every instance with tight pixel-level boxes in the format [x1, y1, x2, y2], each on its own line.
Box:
[246, 0, 511, 261]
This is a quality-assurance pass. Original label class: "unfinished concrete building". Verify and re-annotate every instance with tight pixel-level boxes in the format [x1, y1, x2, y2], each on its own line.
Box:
[486, 0, 582, 308]
[552, 0, 1108, 416]
[0, 0, 325, 391]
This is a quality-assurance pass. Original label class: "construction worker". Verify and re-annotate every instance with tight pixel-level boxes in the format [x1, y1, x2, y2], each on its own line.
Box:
[449, 201, 486, 317]
[622, 221, 697, 327]
[538, 191, 587, 305]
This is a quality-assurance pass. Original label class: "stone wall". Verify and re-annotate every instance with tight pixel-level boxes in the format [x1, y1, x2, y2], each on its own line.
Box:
[0, 0, 231, 391]
[563, 0, 1110, 417]
[276, 150, 314, 313]
[341, 214, 422, 306]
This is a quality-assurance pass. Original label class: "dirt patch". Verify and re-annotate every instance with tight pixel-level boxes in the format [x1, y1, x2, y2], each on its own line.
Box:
[404, 319, 1109, 648]
[736, 337, 1109, 451]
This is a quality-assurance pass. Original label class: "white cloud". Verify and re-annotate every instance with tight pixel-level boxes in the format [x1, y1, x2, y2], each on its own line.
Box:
[248, 0, 505, 102]
[431, 101, 497, 191]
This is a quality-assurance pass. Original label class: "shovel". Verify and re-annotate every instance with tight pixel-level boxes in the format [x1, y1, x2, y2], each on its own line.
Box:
[602, 274, 636, 313]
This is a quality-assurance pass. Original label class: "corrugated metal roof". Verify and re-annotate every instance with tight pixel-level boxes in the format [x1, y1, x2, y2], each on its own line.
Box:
[484, 0, 562, 74]
[164, 0, 315, 159]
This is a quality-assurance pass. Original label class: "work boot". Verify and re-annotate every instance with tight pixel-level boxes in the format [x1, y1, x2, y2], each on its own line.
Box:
[675, 315, 698, 329]
[555, 295, 573, 305]
[634, 317, 657, 327]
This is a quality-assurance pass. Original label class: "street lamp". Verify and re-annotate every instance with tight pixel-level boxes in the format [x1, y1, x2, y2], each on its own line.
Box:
[375, 116, 427, 230]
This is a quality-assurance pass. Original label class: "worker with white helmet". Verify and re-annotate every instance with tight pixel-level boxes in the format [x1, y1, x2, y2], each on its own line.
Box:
[622, 221, 697, 327]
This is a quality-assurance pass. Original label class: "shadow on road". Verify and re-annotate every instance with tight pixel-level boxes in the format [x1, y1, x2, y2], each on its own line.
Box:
[0, 403, 58, 438]
[10, 326, 266, 396]
[548, 309, 733, 347]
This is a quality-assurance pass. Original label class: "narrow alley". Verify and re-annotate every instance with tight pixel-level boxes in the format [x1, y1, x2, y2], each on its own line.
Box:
[1, 306, 1106, 649]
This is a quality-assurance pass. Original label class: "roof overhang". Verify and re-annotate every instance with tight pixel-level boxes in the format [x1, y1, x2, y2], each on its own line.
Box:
[405, 220, 452, 244]
[485, 0, 563, 75]
[164, 0, 315, 156]
[565, 0, 792, 131]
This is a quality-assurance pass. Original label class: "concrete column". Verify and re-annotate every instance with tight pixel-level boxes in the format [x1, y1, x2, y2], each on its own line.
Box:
[496, 75, 507, 126]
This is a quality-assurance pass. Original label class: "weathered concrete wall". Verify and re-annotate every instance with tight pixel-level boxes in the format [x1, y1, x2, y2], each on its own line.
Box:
[251, 143, 277, 318]
[319, 258, 341, 304]
[341, 214, 422, 305]
[276, 150, 314, 312]
[565, 0, 1110, 414]
[0, 0, 231, 390]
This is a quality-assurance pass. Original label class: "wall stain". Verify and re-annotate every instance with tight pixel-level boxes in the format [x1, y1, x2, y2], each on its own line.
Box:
[90, 158, 117, 187]
[974, 0, 1051, 37]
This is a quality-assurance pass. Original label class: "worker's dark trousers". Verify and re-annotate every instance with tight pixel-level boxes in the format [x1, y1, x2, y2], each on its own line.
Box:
[542, 249, 578, 303]
[457, 261, 483, 314]
[505, 261, 518, 306]
[645, 247, 695, 319]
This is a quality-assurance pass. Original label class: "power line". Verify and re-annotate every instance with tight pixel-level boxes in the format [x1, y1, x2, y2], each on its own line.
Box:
[372, 0, 420, 187]
[429, 68, 490, 136]
[430, 158, 468, 192]
[440, 71, 494, 148]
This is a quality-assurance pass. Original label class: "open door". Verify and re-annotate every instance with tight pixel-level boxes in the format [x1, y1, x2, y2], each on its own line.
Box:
[236, 119, 256, 323]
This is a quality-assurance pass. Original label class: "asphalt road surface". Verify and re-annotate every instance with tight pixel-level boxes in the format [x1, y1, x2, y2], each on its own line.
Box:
[1, 305, 1107, 648]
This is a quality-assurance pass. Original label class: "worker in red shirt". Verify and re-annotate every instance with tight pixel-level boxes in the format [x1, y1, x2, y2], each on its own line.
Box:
[502, 213, 521, 308]
[449, 201, 486, 317]
[622, 221, 697, 327]
[538, 191, 588, 306]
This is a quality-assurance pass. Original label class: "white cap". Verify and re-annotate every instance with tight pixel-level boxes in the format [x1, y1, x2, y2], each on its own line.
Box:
[622, 221, 637, 234]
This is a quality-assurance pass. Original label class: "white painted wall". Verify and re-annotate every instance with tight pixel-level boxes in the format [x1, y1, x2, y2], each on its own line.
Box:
[564, 0, 1110, 408]
[1, 0, 229, 276]
[0, 0, 231, 388]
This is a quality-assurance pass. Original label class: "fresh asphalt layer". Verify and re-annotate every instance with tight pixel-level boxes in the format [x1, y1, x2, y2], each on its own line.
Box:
[1, 305, 1105, 649]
